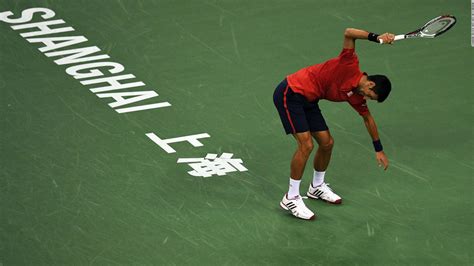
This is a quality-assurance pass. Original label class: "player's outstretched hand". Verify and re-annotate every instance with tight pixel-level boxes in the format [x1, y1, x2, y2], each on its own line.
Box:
[376, 151, 389, 170]
[378, 33, 395, 44]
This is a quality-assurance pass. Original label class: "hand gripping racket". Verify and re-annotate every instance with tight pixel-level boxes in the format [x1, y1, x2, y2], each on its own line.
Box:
[379, 15, 456, 44]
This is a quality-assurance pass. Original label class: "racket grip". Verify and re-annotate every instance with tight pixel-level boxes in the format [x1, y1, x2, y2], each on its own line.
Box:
[394, 35, 405, 41]
[378, 34, 405, 44]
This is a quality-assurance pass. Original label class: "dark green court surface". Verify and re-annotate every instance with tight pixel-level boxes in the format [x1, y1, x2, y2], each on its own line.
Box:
[1, 0, 472, 265]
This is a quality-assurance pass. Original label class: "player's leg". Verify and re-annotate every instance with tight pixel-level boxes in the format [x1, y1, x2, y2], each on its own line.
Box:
[307, 130, 342, 204]
[302, 101, 332, 184]
[274, 84, 312, 198]
[273, 79, 315, 220]
[290, 131, 314, 182]
[304, 102, 342, 204]
[311, 130, 334, 180]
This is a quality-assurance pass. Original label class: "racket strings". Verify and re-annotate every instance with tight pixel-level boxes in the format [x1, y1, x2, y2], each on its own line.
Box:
[420, 16, 456, 37]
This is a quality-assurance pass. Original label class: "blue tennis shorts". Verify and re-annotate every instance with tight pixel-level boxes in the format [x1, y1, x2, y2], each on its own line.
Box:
[273, 78, 328, 134]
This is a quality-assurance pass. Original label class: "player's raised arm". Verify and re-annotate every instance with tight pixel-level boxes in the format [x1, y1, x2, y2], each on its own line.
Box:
[343, 28, 395, 49]
[362, 113, 389, 170]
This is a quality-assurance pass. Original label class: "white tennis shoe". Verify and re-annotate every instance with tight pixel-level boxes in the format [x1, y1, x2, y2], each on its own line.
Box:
[280, 194, 316, 220]
[307, 183, 342, 204]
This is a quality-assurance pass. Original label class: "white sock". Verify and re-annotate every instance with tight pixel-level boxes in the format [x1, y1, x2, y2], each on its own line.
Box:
[312, 170, 325, 187]
[287, 178, 301, 199]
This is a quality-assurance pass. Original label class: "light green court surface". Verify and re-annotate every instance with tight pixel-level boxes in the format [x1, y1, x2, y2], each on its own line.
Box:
[1, 0, 472, 265]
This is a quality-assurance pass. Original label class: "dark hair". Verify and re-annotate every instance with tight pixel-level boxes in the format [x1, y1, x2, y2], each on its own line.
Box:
[368, 75, 391, 102]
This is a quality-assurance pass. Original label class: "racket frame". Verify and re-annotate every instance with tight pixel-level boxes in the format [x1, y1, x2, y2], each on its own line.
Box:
[378, 15, 456, 44]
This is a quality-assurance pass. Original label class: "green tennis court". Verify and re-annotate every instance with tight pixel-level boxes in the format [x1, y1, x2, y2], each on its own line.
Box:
[1, 0, 472, 264]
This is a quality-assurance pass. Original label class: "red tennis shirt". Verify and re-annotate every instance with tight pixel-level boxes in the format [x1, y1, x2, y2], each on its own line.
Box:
[286, 48, 369, 116]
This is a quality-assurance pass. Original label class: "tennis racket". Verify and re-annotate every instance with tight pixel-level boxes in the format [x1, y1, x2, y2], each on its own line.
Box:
[379, 15, 456, 44]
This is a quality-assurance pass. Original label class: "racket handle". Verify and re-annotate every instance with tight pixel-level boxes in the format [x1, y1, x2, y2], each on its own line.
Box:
[394, 35, 405, 41]
[378, 34, 406, 44]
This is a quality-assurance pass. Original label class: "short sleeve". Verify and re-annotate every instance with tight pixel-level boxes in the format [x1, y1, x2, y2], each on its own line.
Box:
[348, 98, 370, 116]
[338, 48, 357, 63]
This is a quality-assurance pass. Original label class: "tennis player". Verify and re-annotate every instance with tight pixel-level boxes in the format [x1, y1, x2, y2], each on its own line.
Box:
[274, 28, 395, 220]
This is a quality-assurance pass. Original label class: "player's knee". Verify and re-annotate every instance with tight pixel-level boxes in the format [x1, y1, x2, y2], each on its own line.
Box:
[319, 137, 334, 151]
[298, 139, 314, 155]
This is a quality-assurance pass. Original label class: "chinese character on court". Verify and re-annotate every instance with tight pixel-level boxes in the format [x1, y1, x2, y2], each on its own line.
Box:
[177, 153, 248, 177]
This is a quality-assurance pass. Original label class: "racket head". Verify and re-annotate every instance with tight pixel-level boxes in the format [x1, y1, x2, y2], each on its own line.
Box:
[406, 15, 456, 38]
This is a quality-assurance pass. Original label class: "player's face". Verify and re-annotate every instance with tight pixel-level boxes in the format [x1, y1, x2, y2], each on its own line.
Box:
[357, 83, 378, 101]
[362, 88, 378, 101]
